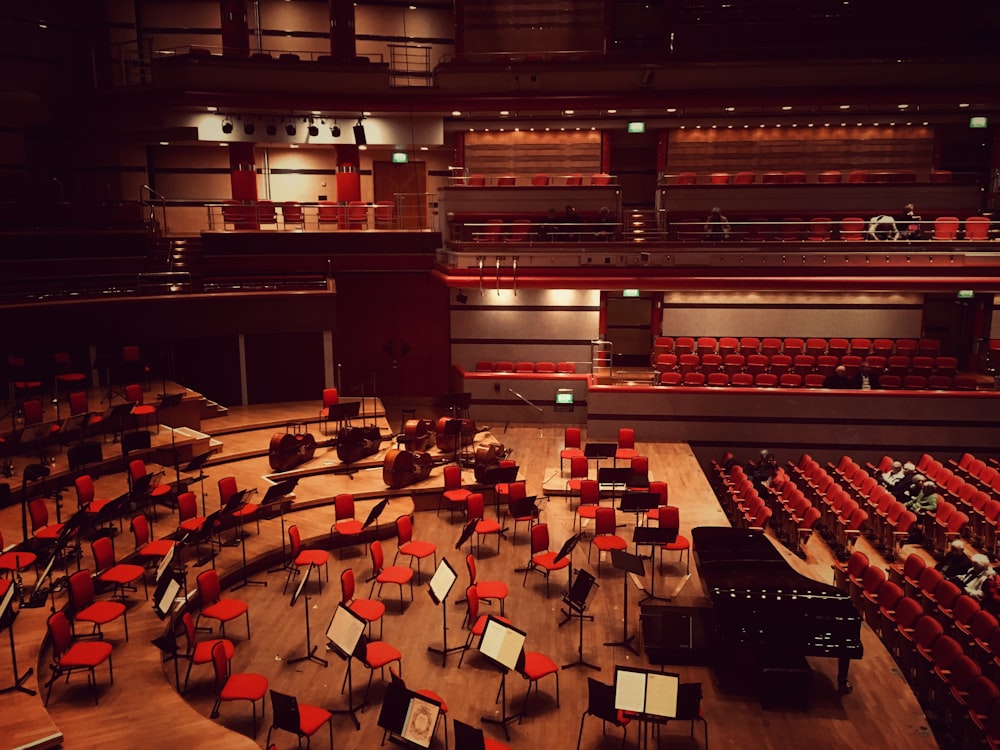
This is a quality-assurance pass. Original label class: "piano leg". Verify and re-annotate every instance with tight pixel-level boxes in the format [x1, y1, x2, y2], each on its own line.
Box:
[837, 656, 853, 694]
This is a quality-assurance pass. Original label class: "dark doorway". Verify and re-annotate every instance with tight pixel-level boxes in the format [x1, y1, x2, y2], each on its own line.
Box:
[922, 292, 994, 371]
[605, 293, 655, 367]
[373, 160, 427, 229]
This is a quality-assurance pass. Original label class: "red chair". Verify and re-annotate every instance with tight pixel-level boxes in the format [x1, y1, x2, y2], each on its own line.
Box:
[44, 609, 114, 706]
[517, 650, 560, 717]
[965, 215, 991, 241]
[340, 568, 384, 639]
[457, 585, 512, 668]
[657, 505, 691, 573]
[196, 567, 250, 639]
[522, 523, 570, 597]
[439, 464, 471, 521]
[369, 539, 414, 608]
[932, 216, 960, 241]
[210, 640, 268, 736]
[67, 569, 128, 641]
[615, 428, 637, 466]
[465, 552, 508, 616]
[560, 427, 584, 473]
[266, 690, 334, 750]
[588, 507, 626, 576]
[91, 535, 147, 602]
[393, 514, 436, 580]
[840, 217, 865, 241]
[331, 492, 363, 556]
[467, 492, 503, 556]
[283, 524, 330, 594]
[130, 513, 175, 575]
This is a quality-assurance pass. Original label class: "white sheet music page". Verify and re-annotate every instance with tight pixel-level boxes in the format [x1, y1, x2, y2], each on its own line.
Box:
[614, 668, 647, 713]
[644, 672, 680, 718]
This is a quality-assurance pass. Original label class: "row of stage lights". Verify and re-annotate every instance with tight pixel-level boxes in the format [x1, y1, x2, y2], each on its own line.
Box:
[220, 115, 366, 143]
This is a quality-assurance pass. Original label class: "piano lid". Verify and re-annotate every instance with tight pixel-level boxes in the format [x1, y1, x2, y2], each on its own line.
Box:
[691, 526, 863, 660]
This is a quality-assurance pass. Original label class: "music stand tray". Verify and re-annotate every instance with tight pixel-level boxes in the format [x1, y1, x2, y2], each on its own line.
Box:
[584, 442, 617, 460]
[478, 465, 519, 487]
[597, 468, 633, 486]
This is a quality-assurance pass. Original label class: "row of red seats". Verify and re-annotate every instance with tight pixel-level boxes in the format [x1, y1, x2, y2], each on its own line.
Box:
[456, 173, 613, 187]
[656, 368, 974, 391]
[674, 215, 986, 242]
[839, 550, 1000, 746]
[473, 360, 577, 373]
[670, 169, 953, 185]
[654, 335, 942, 359]
[656, 351, 960, 377]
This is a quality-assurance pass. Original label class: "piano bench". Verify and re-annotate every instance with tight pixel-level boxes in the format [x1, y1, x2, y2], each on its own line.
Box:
[758, 652, 812, 711]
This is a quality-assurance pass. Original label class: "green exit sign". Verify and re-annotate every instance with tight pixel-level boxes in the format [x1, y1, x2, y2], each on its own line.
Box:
[969, 116, 988, 129]
[392, 152, 409, 163]
[627, 121, 646, 134]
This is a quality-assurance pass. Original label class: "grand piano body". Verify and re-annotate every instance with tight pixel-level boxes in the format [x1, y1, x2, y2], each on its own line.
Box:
[691, 526, 863, 693]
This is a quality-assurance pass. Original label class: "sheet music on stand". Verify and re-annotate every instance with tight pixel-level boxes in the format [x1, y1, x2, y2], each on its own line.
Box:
[378, 680, 441, 749]
[326, 603, 366, 659]
[428, 557, 458, 605]
[478, 615, 526, 672]
[153, 574, 183, 620]
[613, 665, 680, 719]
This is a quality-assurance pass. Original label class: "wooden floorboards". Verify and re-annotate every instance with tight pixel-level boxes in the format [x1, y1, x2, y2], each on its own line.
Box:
[0, 398, 940, 750]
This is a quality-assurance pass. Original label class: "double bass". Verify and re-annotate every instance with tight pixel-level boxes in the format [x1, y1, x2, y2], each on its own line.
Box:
[336, 383, 385, 464]
[382, 448, 436, 489]
[398, 418, 434, 451]
[473, 443, 510, 482]
[434, 416, 477, 453]
[268, 431, 317, 472]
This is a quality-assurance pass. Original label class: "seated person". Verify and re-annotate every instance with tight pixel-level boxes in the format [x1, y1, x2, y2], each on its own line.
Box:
[866, 214, 899, 240]
[595, 206, 616, 240]
[823, 365, 853, 389]
[899, 203, 924, 239]
[881, 460, 906, 487]
[852, 362, 881, 390]
[962, 554, 995, 601]
[891, 466, 922, 501]
[937, 539, 973, 583]
[703, 206, 731, 241]
[904, 480, 940, 515]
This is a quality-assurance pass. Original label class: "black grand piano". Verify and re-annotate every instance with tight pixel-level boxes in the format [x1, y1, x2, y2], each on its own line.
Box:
[691, 526, 863, 694]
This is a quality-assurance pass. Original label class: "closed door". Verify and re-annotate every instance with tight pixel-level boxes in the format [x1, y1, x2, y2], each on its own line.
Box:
[373, 161, 426, 229]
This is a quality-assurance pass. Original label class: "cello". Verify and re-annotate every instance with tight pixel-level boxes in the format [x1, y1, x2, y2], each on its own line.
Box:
[268, 430, 318, 472]
[473, 443, 510, 482]
[382, 448, 437, 489]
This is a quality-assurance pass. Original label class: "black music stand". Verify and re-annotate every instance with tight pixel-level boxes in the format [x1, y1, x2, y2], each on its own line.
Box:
[151, 629, 183, 693]
[597, 467, 633, 506]
[325, 603, 365, 730]
[324, 401, 361, 436]
[632, 526, 678, 604]
[551, 532, 581, 588]
[228, 489, 266, 591]
[454, 518, 478, 555]
[584, 442, 616, 470]
[23, 423, 56, 467]
[433, 391, 472, 419]
[479, 464, 520, 525]
[0, 579, 34, 696]
[262, 478, 299, 574]
[288, 563, 328, 667]
[478, 616, 527, 740]
[560, 568, 600, 671]
[362, 497, 390, 531]
[180, 450, 214, 516]
[605, 549, 644, 655]
[57, 413, 89, 446]
[620, 491, 660, 528]
[67, 441, 102, 475]
[101, 402, 135, 443]
[426, 557, 463, 666]
[442, 419, 465, 463]
[378, 679, 441, 749]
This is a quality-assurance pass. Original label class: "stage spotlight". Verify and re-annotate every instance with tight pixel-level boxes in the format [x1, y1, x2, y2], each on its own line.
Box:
[353, 120, 366, 145]
[331, 122, 341, 137]
[285, 123, 296, 136]
[456, 290, 469, 305]
[244, 122, 255, 135]
[221, 119, 233, 134]
[307, 123, 319, 136]
[265, 123, 277, 136]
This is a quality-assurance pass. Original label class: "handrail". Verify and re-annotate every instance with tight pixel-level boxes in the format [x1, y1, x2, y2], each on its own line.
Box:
[140, 184, 169, 237]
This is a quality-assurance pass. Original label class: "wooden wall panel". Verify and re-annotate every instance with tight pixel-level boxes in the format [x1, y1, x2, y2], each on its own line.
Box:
[463, 131, 602, 182]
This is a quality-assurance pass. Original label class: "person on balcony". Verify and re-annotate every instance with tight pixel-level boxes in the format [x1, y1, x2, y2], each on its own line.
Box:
[703, 206, 731, 241]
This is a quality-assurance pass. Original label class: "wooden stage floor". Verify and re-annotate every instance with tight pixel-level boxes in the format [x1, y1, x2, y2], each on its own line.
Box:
[0, 395, 939, 750]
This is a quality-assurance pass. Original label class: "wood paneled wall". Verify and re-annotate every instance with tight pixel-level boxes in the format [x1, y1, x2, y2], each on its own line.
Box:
[666, 125, 935, 175]
[462, 131, 602, 182]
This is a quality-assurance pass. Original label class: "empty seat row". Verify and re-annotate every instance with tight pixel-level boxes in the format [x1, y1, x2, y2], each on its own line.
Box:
[458, 173, 613, 186]
[653, 336, 942, 359]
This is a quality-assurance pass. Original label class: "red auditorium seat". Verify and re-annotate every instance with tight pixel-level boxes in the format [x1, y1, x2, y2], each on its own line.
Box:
[839, 217, 865, 240]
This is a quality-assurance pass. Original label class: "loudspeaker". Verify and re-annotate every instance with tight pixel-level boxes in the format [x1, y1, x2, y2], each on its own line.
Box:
[353, 123, 367, 145]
